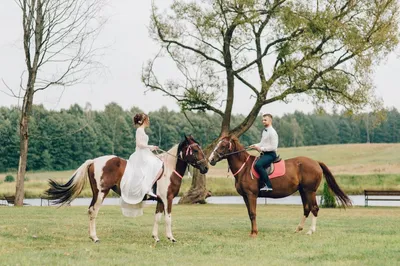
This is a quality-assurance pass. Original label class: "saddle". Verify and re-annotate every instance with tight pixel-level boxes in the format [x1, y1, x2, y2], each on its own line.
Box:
[265, 155, 282, 175]
[251, 155, 286, 179]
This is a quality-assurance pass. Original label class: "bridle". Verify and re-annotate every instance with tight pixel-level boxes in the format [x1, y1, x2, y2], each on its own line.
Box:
[211, 139, 251, 176]
[211, 139, 250, 159]
[179, 142, 208, 167]
[158, 141, 207, 168]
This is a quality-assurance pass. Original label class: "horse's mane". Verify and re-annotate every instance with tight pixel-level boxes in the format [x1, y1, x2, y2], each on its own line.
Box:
[177, 136, 198, 157]
[224, 135, 251, 161]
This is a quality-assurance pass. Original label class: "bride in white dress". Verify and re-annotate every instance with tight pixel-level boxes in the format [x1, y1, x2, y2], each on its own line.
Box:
[120, 113, 163, 217]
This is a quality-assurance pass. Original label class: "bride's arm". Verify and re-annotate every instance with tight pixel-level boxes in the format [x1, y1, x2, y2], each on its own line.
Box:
[136, 128, 155, 150]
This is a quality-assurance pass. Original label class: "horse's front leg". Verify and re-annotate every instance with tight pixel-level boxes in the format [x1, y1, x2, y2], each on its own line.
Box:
[243, 193, 258, 237]
[152, 200, 164, 242]
[165, 195, 176, 242]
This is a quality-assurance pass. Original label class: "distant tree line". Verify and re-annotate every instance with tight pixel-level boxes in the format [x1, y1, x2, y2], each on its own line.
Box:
[0, 103, 399, 172]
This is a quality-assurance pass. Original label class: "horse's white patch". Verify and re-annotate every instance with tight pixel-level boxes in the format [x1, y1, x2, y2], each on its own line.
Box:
[155, 146, 179, 197]
[89, 190, 106, 242]
[165, 213, 173, 239]
[151, 145, 181, 241]
[307, 215, 317, 235]
[209, 140, 222, 162]
[295, 215, 306, 232]
[93, 155, 117, 190]
[152, 212, 163, 241]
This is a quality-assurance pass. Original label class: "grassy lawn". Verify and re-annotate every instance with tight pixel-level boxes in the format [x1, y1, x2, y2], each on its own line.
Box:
[0, 205, 399, 265]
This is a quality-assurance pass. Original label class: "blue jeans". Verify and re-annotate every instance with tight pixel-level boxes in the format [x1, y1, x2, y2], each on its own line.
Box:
[254, 151, 276, 188]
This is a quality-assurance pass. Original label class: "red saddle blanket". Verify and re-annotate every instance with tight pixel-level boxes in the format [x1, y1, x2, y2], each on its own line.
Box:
[251, 159, 286, 179]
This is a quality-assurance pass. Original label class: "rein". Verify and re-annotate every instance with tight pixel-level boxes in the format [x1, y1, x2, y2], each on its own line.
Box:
[173, 169, 183, 179]
[157, 143, 206, 166]
[232, 156, 250, 176]
[212, 139, 253, 177]
[222, 148, 252, 157]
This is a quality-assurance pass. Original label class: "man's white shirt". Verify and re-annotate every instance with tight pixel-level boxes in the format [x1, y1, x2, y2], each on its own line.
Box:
[254, 126, 278, 152]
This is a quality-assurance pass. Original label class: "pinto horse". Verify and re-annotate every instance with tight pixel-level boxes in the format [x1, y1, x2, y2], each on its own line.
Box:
[208, 135, 351, 236]
[46, 135, 208, 242]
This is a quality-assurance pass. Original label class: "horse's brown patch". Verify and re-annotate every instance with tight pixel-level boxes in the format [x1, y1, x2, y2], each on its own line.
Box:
[88, 164, 98, 208]
[100, 157, 126, 194]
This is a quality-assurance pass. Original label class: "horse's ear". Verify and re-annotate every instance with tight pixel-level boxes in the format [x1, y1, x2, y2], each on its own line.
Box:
[183, 133, 189, 141]
[220, 133, 228, 140]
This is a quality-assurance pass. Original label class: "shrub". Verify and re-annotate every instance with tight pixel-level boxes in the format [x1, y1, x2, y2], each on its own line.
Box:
[4, 175, 15, 182]
[320, 182, 337, 208]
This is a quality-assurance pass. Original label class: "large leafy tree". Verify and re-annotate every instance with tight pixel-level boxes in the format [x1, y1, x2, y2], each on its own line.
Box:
[143, 0, 399, 203]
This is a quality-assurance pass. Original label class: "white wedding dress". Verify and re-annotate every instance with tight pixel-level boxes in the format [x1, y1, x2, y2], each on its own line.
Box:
[120, 127, 163, 217]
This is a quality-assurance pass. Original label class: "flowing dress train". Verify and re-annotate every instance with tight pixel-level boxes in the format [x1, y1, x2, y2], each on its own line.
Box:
[120, 127, 163, 217]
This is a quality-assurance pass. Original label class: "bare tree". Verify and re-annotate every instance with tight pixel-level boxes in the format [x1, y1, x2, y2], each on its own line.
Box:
[13, 0, 107, 206]
[144, 0, 399, 203]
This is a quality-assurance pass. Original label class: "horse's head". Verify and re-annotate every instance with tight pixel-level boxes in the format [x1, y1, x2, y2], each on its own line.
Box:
[178, 135, 209, 174]
[208, 135, 236, 166]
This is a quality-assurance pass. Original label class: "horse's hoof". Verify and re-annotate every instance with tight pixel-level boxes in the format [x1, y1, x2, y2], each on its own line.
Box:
[249, 233, 257, 238]
[295, 227, 303, 233]
[306, 230, 314, 235]
[90, 236, 100, 243]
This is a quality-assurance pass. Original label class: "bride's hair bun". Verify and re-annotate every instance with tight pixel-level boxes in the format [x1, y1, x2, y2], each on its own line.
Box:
[133, 113, 147, 126]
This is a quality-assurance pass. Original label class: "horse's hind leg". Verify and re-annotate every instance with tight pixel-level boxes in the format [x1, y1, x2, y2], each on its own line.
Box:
[152, 200, 164, 242]
[305, 191, 319, 235]
[295, 188, 309, 233]
[88, 183, 110, 243]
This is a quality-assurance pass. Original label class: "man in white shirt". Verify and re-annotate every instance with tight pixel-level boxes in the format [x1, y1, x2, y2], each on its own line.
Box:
[250, 113, 278, 191]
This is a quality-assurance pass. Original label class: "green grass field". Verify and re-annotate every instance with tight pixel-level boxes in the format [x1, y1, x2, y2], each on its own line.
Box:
[0, 205, 399, 265]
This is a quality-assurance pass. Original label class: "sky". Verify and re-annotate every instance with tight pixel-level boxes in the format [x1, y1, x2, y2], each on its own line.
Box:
[0, 0, 399, 117]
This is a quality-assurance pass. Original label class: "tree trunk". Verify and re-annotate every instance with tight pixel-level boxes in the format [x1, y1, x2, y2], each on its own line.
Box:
[365, 114, 370, 143]
[178, 167, 211, 204]
[15, 77, 34, 206]
[15, 115, 29, 206]
[231, 102, 263, 136]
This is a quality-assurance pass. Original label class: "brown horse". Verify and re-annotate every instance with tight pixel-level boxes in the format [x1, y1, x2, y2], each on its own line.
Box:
[46, 135, 208, 242]
[208, 135, 351, 237]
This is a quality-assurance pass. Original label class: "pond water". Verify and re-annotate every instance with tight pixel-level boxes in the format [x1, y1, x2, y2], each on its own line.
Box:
[12, 195, 400, 207]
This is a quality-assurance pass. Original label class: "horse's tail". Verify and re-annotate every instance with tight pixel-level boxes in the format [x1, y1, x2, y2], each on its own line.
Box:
[318, 161, 352, 208]
[45, 159, 94, 206]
